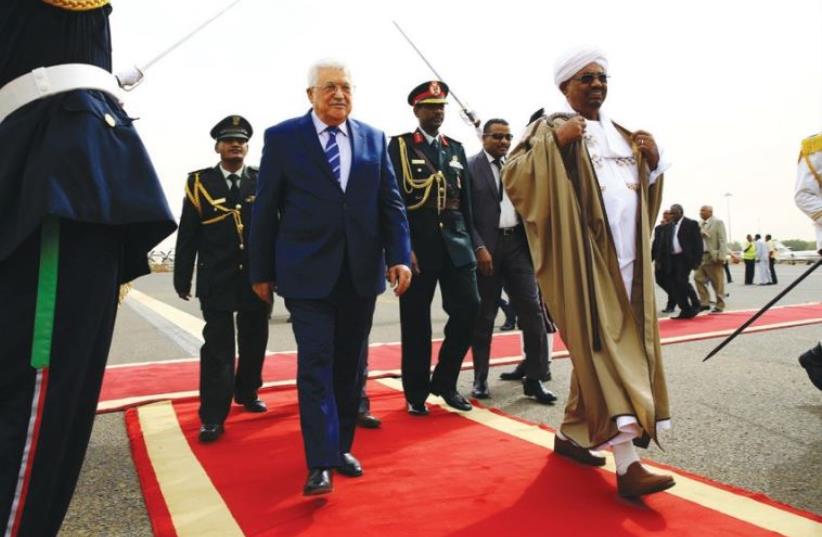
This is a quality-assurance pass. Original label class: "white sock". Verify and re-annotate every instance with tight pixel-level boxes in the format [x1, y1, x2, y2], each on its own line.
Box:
[612, 441, 640, 475]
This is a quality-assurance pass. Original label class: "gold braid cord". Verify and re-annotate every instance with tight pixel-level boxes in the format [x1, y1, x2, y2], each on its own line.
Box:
[398, 137, 446, 212]
[42, 0, 110, 11]
[185, 173, 245, 246]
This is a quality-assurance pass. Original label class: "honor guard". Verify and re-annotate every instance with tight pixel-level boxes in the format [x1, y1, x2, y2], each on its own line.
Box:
[388, 81, 480, 415]
[794, 133, 822, 390]
[174, 115, 270, 442]
[0, 2, 176, 535]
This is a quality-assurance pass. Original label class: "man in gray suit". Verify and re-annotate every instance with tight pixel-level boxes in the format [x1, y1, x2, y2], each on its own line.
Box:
[468, 119, 556, 404]
[694, 205, 728, 313]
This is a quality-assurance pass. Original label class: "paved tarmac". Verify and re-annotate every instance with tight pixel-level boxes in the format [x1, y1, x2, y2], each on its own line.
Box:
[60, 264, 822, 535]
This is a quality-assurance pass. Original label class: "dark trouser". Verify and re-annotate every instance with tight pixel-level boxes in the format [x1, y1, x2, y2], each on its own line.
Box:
[669, 254, 699, 313]
[400, 250, 480, 404]
[744, 259, 755, 284]
[358, 353, 370, 415]
[770, 258, 778, 284]
[471, 228, 548, 385]
[198, 307, 269, 425]
[654, 268, 676, 310]
[1, 221, 121, 537]
[724, 261, 733, 283]
[285, 266, 376, 470]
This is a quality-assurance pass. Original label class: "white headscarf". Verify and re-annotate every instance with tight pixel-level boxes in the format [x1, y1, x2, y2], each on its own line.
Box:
[553, 46, 608, 87]
[551, 47, 630, 158]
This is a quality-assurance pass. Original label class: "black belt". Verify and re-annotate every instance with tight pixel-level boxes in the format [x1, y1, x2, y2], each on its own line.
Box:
[499, 224, 522, 236]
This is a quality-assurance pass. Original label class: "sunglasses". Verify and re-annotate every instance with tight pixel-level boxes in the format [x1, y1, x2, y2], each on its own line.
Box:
[483, 133, 513, 141]
[572, 73, 609, 84]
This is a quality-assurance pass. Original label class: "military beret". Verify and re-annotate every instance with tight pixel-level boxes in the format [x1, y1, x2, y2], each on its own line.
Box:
[407, 80, 449, 106]
[210, 115, 252, 141]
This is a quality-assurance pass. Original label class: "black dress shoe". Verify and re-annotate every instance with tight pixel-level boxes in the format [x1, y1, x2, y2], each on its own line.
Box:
[337, 453, 363, 477]
[303, 469, 333, 496]
[698, 305, 710, 312]
[434, 390, 472, 411]
[799, 343, 822, 390]
[500, 320, 516, 331]
[240, 399, 267, 413]
[661, 307, 676, 314]
[672, 309, 697, 320]
[499, 367, 526, 381]
[522, 379, 557, 404]
[198, 423, 224, 443]
[356, 412, 382, 428]
[407, 401, 429, 416]
[471, 382, 491, 399]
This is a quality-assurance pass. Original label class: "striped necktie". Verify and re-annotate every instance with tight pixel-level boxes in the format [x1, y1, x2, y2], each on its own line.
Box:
[324, 126, 341, 183]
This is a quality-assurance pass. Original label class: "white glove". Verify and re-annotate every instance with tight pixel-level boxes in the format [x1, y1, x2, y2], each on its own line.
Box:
[115, 66, 144, 90]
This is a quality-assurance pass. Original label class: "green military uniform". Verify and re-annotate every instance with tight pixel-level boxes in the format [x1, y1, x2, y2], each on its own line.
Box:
[387, 81, 480, 409]
[173, 115, 269, 434]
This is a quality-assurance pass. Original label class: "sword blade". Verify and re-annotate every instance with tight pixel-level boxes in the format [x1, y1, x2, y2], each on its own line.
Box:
[703, 258, 822, 361]
[139, 0, 244, 72]
[391, 21, 470, 113]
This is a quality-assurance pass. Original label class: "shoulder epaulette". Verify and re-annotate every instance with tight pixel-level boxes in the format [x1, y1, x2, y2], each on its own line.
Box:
[801, 133, 822, 158]
[42, 0, 109, 11]
[187, 167, 210, 178]
[443, 135, 462, 147]
[391, 132, 413, 140]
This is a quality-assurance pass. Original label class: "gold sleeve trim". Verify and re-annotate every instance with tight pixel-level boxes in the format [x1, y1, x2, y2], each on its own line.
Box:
[42, 0, 110, 11]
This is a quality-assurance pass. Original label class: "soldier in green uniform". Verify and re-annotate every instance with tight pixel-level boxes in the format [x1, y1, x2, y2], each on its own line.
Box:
[174, 115, 270, 442]
[388, 81, 480, 414]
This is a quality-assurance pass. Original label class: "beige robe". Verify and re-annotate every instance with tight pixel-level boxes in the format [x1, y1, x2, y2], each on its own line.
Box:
[503, 115, 669, 448]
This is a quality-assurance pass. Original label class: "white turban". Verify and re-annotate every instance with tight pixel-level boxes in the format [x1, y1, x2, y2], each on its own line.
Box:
[553, 47, 608, 87]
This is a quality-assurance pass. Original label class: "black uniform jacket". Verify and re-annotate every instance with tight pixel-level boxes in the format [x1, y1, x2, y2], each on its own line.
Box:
[388, 129, 476, 271]
[174, 165, 266, 311]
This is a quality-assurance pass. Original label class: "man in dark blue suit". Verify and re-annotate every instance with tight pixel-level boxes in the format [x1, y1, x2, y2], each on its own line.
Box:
[249, 60, 412, 496]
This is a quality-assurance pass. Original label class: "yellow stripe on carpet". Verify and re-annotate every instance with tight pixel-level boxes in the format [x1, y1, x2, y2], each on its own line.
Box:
[376, 378, 820, 537]
[137, 401, 244, 536]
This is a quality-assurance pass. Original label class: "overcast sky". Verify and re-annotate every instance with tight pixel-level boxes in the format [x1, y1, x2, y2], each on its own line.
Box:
[110, 0, 822, 251]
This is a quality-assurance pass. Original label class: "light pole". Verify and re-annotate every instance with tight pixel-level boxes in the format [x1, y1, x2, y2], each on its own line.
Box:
[723, 192, 733, 244]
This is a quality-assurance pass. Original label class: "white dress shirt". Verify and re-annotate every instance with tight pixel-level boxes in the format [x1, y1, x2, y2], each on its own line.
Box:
[311, 110, 352, 191]
[671, 218, 683, 255]
[219, 164, 245, 191]
[484, 150, 518, 228]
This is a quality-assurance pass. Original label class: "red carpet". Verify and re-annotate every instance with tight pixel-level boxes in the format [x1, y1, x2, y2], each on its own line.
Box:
[126, 380, 821, 536]
[101, 302, 822, 412]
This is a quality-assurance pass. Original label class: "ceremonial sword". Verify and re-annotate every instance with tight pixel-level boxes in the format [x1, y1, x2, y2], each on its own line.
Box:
[391, 21, 483, 138]
[703, 258, 822, 361]
[117, 0, 245, 90]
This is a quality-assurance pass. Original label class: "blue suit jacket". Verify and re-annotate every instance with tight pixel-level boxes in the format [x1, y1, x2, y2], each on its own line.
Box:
[249, 111, 411, 299]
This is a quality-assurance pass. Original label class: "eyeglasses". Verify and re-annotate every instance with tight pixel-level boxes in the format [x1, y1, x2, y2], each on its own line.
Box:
[483, 133, 513, 141]
[571, 73, 609, 85]
[314, 82, 354, 95]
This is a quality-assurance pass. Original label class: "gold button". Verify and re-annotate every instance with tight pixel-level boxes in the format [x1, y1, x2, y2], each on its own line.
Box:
[239, 244, 245, 250]
[104, 113, 116, 127]
[235, 204, 242, 210]
[239, 264, 244, 270]
[439, 222, 444, 229]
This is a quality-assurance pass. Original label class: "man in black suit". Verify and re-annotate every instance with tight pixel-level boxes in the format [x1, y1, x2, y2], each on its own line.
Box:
[651, 210, 676, 313]
[661, 204, 703, 319]
[468, 119, 556, 404]
[388, 81, 480, 415]
[174, 115, 270, 443]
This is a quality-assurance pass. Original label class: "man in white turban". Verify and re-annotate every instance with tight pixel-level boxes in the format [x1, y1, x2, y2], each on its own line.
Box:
[503, 47, 675, 497]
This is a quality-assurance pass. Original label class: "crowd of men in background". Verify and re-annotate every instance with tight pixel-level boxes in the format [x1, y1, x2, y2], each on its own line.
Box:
[651, 205, 782, 318]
